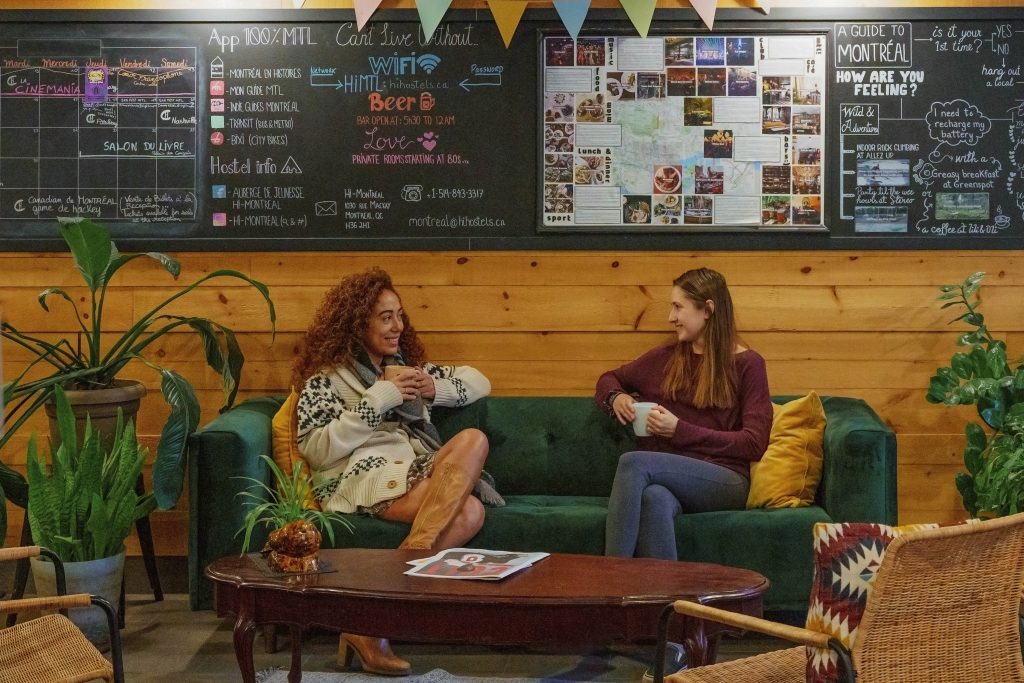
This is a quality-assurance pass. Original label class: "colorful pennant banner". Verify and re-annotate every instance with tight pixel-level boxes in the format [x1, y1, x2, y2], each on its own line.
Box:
[416, 0, 455, 41]
[354, 0, 384, 30]
[488, 0, 530, 48]
[689, 0, 717, 30]
[553, 0, 591, 40]
[619, 0, 657, 38]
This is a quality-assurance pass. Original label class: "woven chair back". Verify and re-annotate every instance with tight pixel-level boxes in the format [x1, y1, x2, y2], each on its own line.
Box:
[853, 512, 1024, 683]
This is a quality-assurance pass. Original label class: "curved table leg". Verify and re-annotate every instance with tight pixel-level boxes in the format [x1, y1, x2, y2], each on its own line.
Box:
[233, 600, 258, 683]
[289, 625, 304, 683]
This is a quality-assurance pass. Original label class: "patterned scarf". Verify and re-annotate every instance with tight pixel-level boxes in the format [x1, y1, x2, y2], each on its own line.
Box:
[352, 348, 442, 452]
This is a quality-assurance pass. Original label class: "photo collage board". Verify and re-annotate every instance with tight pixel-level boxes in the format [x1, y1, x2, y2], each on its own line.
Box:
[541, 33, 827, 231]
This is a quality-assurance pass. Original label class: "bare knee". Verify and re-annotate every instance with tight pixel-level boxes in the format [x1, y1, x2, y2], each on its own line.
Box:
[455, 428, 489, 455]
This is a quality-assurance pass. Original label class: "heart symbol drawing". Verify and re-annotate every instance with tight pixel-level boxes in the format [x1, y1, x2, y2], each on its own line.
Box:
[417, 131, 438, 152]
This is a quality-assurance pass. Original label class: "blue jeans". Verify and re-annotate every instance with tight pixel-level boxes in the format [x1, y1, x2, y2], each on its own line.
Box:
[604, 451, 749, 559]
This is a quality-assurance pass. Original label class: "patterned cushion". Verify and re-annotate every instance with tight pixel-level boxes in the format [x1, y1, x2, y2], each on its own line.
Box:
[804, 521, 943, 683]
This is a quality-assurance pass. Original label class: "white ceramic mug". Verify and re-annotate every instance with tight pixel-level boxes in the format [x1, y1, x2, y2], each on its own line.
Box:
[632, 402, 657, 436]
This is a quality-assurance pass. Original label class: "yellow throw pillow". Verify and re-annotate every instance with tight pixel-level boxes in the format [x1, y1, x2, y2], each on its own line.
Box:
[271, 391, 319, 510]
[746, 391, 826, 509]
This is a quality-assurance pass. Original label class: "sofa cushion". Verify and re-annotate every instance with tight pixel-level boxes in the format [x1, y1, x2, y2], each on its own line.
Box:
[271, 390, 318, 509]
[747, 392, 826, 509]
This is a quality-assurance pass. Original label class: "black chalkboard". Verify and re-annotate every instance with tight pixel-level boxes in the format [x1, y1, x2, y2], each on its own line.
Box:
[0, 8, 1021, 251]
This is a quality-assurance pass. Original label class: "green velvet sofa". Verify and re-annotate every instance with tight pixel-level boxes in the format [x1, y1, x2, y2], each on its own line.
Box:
[188, 395, 896, 613]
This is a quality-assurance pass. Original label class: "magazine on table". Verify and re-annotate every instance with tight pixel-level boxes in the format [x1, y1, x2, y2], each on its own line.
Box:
[404, 548, 550, 580]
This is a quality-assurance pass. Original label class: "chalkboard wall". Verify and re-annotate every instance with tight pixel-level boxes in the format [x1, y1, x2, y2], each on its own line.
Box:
[0, 8, 1021, 251]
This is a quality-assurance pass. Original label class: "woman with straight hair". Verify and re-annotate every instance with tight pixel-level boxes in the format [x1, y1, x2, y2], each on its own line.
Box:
[595, 267, 772, 559]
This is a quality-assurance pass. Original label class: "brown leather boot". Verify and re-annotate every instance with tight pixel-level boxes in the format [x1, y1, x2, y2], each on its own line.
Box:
[338, 633, 411, 676]
[398, 458, 482, 550]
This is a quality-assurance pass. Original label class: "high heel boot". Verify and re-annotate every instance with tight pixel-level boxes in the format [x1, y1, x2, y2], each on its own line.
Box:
[398, 458, 482, 550]
[338, 633, 411, 676]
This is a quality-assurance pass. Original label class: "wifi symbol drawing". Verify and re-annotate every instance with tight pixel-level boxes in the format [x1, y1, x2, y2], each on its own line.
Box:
[417, 53, 441, 74]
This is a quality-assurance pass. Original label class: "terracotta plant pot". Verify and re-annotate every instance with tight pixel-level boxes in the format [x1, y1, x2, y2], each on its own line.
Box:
[44, 379, 146, 451]
[262, 520, 322, 572]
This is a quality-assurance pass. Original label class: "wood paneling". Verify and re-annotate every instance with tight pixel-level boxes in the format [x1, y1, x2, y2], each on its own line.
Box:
[3, 249, 1007, 550]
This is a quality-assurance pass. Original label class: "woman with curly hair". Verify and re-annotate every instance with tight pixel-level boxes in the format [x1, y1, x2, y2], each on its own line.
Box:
[293, 267, 492, 675]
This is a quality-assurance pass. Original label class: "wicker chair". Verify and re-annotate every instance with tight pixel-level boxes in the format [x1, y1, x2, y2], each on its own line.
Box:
[0, 546, 124, 683]
[654, 511, 1024, 683]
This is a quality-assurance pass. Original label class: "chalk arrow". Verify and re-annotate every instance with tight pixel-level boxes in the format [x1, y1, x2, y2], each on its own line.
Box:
[460, 74, 501, 91]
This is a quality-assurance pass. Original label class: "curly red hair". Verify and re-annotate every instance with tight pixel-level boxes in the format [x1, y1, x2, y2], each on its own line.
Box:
[291, 267, 426, 388]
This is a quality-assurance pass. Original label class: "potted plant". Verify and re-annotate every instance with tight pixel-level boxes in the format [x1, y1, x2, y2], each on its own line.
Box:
[926, 271, 1024, 518]
[237, 455, 352, 572]
[26, 385, 155, 648]
[1, 217, 276, 510]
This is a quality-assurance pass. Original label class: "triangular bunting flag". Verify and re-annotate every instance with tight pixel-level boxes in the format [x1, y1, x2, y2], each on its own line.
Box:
[620, 0, 656, 38]
[355, 0, 384, 30]
[553, 0, 590, 40]
[488, 0, 529, 48]
[754, 0, 771, 14]
[416, 0, 454, 42]
[690, 0, 717, 30]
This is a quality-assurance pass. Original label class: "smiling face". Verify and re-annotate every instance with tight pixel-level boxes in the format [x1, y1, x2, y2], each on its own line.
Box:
[669, 285, 713, 351]
[361, 288, 404, 365]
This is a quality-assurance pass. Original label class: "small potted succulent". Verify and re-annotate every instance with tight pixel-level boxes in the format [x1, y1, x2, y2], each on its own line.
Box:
[237, 455, 353, 572]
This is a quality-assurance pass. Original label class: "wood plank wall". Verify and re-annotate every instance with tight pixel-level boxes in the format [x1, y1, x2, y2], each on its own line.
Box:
[3, 250, 1016, 552]
[1, 0, 1020, 554]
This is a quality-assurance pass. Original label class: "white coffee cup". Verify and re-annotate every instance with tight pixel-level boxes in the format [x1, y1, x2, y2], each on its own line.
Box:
[632, 402, 657, 436]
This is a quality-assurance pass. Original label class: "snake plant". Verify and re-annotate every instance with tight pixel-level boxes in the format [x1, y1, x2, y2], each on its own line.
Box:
[2, 217, 276, 510]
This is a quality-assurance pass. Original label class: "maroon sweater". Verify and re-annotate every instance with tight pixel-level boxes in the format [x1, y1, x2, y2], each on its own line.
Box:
[594, 344, 773, 479]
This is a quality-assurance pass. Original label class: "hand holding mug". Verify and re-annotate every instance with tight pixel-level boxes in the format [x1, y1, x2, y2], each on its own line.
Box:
[384, 365, 419, 401]
[611, 393, 637, 425]
[413, 368, 436, 400]
[646, 405, 679, 438]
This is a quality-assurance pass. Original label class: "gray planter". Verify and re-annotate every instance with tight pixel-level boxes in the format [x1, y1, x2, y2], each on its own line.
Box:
[30, 550, 124, 651]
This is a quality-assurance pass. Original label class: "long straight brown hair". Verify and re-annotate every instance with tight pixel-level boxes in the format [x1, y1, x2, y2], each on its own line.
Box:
[660, 268, 738, 409]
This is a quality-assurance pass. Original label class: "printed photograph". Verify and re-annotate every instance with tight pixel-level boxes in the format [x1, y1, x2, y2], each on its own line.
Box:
[543, 153, 573, 183]
[792, 196, 822, 225]
[697, 68, 726, 97]
[791, 107, 821, 135]
[694, 164, 725, 194]
[936, 192, 990, 220]
[684, 195, 714, 224]
[856, 159, 910, 186]
[545, 37, 575, 66]
[653, 165, 683, 194]
[665, 37, 695, 66]
[684, 97, 714, 126]
[544, 93, 575, 123]
[622, 194, 653, 224]
[762, 105, 790, 134]
[762, 195, 792, 225]
[792, 76, 823, 105]
[575, 93, 606, 122]
[576, 38, 607, 66]
[793, 166, 822, 195]
[695, 37, 725, 65]
[762, 76, 791, 105]
[605, 71, 637, 101]
[795, 136, 822, 165]
[637, 73, 664, 99]
[728, 67, 757, 96]
[666, 68, 697, 97]
[855, 206, 908, 233]
[574, 154, 607, 184]
[704, 129, 734, 159]
[762, 165, 791, 194]
[544, 123, 575, 153]
[544, 183, 574, 213]
[653, 194, 682, 224]
[726, 37, 756, 66]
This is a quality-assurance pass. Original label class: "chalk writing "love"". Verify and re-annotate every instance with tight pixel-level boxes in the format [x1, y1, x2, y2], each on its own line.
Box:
[362, 126, 415, 151]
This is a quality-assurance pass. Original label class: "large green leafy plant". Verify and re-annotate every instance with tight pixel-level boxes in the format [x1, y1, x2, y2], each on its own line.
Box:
[27, 386, 156, 561]
[1, 218, 275, 510]
[926, 272, 1024, 517]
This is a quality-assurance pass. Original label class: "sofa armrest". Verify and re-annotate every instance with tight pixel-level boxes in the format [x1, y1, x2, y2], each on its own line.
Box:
[817, 396, 897, 525]
[188, 396, 283, 610]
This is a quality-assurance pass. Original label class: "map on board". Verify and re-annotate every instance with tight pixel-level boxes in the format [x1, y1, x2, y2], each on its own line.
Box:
[540, 33, 827, 231]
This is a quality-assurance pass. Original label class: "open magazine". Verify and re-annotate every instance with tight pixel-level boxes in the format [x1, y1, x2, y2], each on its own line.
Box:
[404, 548, 550, 580]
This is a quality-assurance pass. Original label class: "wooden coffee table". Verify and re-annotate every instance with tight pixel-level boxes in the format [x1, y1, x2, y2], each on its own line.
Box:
[206, 549, 768, 683]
